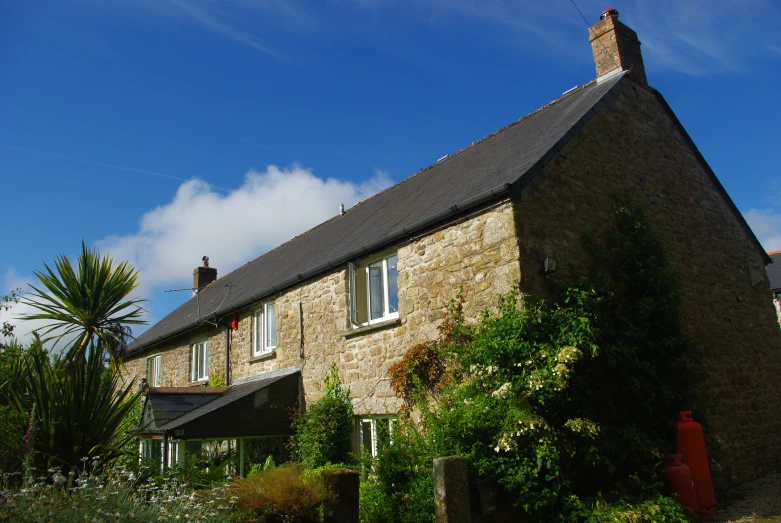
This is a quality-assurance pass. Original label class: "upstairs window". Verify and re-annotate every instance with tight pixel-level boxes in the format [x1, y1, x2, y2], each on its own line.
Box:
[191, 341, 208, 382]
[146, 355, 161, 387]
[253, 302, 277, 356]
[349, 253, 399, 327]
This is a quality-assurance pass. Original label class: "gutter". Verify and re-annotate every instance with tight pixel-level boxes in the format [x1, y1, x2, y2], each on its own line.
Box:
[133, 182, 512, 351]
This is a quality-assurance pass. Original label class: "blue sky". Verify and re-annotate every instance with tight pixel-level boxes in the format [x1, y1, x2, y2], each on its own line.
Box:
[2, 0, 781, 343]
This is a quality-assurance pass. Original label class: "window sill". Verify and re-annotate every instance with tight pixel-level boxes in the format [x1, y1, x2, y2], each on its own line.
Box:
[343, 317, 401, 339]
[248, 350, 277, 363]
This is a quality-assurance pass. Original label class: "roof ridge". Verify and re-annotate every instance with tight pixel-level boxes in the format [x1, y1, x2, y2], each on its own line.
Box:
[346, 79, 599, 210]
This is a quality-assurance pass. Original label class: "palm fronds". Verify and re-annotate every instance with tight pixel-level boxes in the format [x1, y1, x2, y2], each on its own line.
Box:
[8, 341, 141, 473]
[19, 241, 145, 363]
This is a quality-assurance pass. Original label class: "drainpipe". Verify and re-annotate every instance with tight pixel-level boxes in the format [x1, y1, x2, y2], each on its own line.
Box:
[225, 324, 231, 385]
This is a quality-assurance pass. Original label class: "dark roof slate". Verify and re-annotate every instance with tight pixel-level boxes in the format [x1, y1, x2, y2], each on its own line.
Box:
[142, 391, 223, 431]
[131, 74, 628, 352]
[767, 252, 781, 292]
[158, 366, 300, 431]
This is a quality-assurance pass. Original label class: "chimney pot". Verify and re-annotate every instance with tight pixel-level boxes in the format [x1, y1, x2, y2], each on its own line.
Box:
[600, 7, 619, 20]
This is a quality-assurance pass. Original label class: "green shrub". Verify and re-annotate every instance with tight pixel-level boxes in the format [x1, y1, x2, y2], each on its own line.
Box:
[228, 464, 332, 522]
[359, 416, 434, 523]
[388, 203, 705, 519]
[0, 341, 28, 473]
[291, 364, 354, 468]
[561, 493, 694, 522]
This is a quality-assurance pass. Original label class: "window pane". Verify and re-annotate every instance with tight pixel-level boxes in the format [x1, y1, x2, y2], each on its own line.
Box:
[369, 262, 384, 320]
[154, 356, 161, 387]
[354, 266, 368, 325]
[266, 303, 276, 348]
[361, 420, 374, 456]
[202, 343, 208, 378]
[386, 255, 398, 314]
[254, 310, 262, 354]
[376, 418, 391, 449]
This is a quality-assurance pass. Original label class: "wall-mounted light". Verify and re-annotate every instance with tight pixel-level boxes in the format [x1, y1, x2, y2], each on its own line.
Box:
[543, 258, 557, 276]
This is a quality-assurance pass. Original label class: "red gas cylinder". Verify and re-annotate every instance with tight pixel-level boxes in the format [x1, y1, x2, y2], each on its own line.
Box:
[662, 454, 699, 512]
[675, 410, 717, 514]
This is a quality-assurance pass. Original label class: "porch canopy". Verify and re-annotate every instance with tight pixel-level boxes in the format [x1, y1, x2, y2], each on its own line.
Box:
[138, 367, 302, 440]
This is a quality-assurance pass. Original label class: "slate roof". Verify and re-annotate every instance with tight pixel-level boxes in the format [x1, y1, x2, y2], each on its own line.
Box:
[768, 252, 781, 293]
[141, 389, 225, 432]
[130, 73, 629, 353]
[129, 71, 768, 353]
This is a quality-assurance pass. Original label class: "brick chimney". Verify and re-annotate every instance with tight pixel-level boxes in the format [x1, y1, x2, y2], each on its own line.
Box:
[193, 256, 217, 294]
[589, 8, 647, 85]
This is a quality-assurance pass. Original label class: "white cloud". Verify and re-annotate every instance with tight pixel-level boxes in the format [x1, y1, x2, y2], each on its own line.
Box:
[98, 163, 391, 293]
[3, 164, 389, 346]
[744, 209, 781, 252]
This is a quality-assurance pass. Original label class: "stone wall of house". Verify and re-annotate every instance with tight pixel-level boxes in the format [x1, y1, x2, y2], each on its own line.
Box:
[124, 201, 521, 415]
[513, 81, 781, 486]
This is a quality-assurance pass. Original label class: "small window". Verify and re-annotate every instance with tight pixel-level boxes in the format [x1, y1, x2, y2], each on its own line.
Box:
[253, 302, 277, 356]
[146, 355, 161, 387]
[192, 342, 208, 382]
[357, 416, 395, 458]
[349, 253, 399, 327]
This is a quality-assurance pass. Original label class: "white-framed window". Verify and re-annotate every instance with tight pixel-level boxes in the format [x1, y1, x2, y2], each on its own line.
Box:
[253, 302, 277, 356]
[191, 341, 208, 382]
[357, 416, 395, 458]
[146, 354, 161, 387]
[349, 252, 399, 327]
[139, 439, 181, 472]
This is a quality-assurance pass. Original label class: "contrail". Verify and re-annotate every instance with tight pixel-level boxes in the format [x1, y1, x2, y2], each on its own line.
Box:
[1, 143, 232, 193]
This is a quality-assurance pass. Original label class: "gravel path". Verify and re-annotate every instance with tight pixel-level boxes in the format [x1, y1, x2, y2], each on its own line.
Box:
[705, 473, 781, 523]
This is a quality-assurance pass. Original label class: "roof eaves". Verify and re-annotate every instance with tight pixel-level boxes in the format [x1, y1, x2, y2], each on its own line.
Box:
[129, 182, 514, 353]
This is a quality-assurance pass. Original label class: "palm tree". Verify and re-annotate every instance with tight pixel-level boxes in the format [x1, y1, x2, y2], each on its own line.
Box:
[19, 241, 145, 365]
[8, 339, 140, 479]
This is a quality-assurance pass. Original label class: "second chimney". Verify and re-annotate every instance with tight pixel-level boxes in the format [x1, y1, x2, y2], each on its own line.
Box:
[589, 8, 647, 85]
[193, 256, 217, 294]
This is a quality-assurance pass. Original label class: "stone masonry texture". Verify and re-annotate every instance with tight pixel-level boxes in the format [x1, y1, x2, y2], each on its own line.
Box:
[513, 82, 781, 486]
[124, 80, 781, 489]
[124, 201, 521, 418]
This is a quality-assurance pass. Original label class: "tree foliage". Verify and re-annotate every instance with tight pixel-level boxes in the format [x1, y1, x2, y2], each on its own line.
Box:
[1, 288, 20, 338]
[1, 243, 145, 478]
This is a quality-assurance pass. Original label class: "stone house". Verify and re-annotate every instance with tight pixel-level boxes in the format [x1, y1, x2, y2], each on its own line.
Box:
[124, 9, 781, 485]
